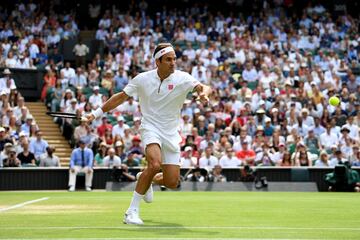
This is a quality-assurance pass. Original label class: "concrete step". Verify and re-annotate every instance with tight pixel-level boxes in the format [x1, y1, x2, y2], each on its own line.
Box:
[57, 152, 71, 157]
[44, 136, 67, 140]
[52, 146, 72, 151]
[34, 117, 55, 121]
[47, 139, 69, 144]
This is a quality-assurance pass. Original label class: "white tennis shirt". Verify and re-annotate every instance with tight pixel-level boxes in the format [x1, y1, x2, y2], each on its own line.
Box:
[123, 69, 199, 136]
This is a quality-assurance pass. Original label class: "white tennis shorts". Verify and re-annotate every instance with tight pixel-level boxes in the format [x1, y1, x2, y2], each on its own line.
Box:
[140, 128, 181, 166]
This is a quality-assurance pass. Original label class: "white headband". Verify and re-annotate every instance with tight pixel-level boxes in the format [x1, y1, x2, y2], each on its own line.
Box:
[154, 47, 175, 59]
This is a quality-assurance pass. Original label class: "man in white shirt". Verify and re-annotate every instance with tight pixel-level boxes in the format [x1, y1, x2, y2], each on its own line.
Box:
[88, 86, 103, 109]
[343, 116, 359, 141]
[199, 146, 219, 169]
[70, 67, 87, 88]
[320, 124, 339, 151]
[87, 43, 211, 225]
[219, 148, 241, 168]
[61, 62, 76, 80]
[0, 69, 16, 91]
[242, 62, 258, 82]
[111, 116, 129, 138]
[15, 55, 30, 69]
[103, 148, 122, 168]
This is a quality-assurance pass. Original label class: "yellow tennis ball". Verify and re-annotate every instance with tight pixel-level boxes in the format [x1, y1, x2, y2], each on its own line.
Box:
[329, 96, 340, 106]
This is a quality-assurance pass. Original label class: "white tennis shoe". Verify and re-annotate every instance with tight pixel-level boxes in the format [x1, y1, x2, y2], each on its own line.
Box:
[123, 209, 143, 225]
[136, 172, 153, 203]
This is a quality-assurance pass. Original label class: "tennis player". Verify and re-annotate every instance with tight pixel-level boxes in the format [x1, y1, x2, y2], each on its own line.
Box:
[87, 43, 212, 224]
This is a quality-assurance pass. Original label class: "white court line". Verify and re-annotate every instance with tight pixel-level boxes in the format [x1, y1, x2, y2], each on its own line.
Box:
[0, 226, 359, 231]
[0, 197, 49, 213]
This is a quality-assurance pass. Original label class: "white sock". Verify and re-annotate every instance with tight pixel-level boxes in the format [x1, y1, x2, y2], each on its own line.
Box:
[128, 191, 144, 211]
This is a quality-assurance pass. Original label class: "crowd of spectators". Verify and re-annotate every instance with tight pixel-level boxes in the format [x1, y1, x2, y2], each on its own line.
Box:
[0, 68, 60, 167]
[1, 1, 360, 174]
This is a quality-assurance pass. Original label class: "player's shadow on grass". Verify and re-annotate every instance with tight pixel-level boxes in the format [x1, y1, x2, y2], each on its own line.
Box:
[121, 220, 220, 236]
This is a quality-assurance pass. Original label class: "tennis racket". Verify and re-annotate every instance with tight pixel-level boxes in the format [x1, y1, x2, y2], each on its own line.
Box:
[46, 111, 79, 119]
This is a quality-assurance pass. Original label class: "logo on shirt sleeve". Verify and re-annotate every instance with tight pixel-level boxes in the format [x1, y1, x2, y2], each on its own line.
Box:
[168, 84, 174, 90]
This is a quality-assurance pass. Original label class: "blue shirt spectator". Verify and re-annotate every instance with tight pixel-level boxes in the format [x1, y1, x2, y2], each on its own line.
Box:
[70, 145, 94, 168]
[29, 131, 48, 160]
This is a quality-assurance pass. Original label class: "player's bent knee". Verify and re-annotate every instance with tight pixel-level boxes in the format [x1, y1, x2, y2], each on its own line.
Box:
[147, 161, 161, 173]
[164, 179, 179, 189]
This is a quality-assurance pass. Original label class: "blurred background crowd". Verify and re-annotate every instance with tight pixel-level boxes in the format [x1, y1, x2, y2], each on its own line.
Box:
[0, 0, 360, 173]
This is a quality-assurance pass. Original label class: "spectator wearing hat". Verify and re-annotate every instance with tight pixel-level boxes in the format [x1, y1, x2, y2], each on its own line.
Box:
[73, 116, 88, 140]
[14, 131, 27, 154]
[131, 117, 142, 136]
[180, 114, 193, 137]
[128, 135, 144, 157]
[39, 146, 60, 167]
[263, 118, 274, 137]
[17, 140, 35, 165]
[0, 69, 16, 94]
[29, 130, 48, 161]
[180, 146, 197, 168]
[339, 126, 353, 146]
[301, 108, 315, 127]
[3, 147, 21, 167]
[20, 115, 34, 137]
[112, 116, 129, 138]
[61, 96, 77, 139]
[94, 142, 108, 166]
[254, 108, 266, 126]
[315, 151, 330, 167]
[114, 141, 126, 160]
[89, 86, 103, 110]
[60, 89, 73, 112]
[0, 142, 13, 167]
[68, 140, 94, 192]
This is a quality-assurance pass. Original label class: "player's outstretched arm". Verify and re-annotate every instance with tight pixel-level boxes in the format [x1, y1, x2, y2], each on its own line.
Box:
[87, 91, 129, 121]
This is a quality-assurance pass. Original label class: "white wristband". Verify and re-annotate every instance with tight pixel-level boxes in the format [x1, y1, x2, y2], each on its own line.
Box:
[92, 108, 104, 119]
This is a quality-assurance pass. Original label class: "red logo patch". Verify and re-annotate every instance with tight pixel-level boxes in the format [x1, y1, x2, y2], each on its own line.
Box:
[168, 84, 174, 90]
